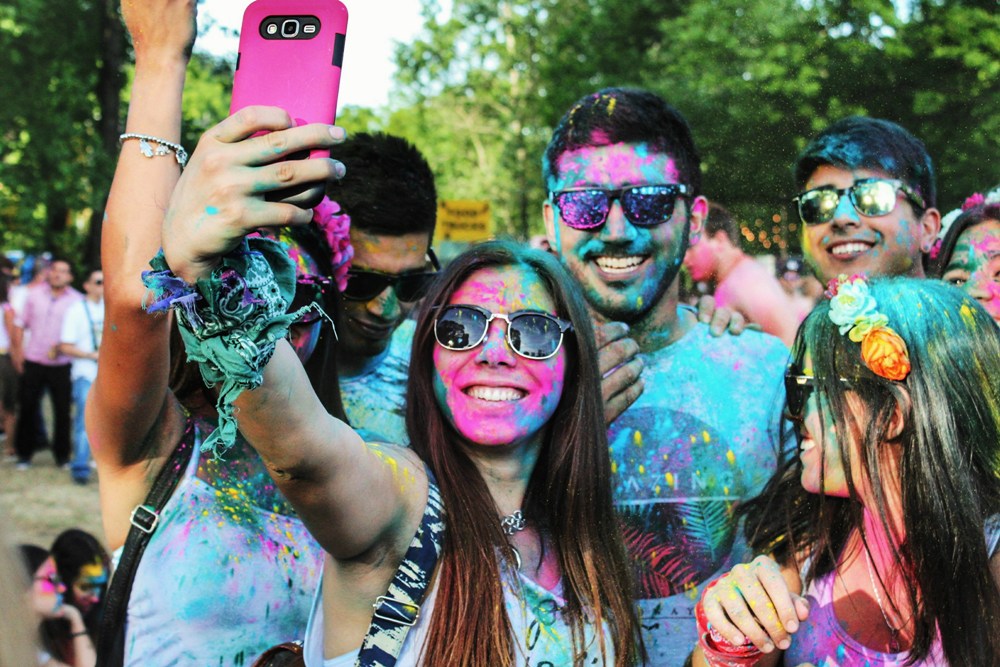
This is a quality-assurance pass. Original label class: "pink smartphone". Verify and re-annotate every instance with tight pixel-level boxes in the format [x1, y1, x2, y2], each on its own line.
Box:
[231, 0, 348, 207]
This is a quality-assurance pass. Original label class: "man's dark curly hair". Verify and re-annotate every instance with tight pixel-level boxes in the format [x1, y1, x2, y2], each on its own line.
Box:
[327, 132, 437, 238]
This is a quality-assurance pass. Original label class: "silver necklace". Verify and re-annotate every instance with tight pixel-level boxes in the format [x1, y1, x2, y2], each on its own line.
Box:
[501, 510, 527, 569]
[863, 547, 908, 653]
[501, 510, 526, 535]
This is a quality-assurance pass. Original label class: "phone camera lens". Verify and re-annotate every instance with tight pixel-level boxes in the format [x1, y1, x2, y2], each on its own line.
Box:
[280, 19, 300, 38]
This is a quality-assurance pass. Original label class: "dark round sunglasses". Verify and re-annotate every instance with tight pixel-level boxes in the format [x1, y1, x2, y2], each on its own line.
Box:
[342, 249, 441, 303]
[434, 304, 573, 360]
[343, 269, 439, 303]
[550, 184, 690, 230]
[793, 178, 926, 226]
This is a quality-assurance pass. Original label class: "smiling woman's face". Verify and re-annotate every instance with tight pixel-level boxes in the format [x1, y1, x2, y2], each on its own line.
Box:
[942, 219, 1000, 324]
[431, 266, 567, 450]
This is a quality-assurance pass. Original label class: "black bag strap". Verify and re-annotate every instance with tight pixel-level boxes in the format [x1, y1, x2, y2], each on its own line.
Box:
[96, 421, 197, 666]
[354, 475, 445, 667]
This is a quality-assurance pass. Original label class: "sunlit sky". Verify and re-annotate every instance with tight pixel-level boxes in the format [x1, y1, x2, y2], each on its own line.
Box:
[199, 0, 448, 109]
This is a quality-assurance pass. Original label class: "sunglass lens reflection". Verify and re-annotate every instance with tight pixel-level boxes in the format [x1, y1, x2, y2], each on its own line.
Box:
[509, 313, 561, 358]
[622, 188, 677, 226]
[436, 307, 486, 349]
[556, 192, 607, 229]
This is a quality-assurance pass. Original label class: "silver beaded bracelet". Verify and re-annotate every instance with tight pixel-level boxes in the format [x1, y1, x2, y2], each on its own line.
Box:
[118, 133, 189, 168]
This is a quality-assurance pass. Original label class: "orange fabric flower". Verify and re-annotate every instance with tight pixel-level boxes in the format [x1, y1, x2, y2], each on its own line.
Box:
[860, 326, 911, 381]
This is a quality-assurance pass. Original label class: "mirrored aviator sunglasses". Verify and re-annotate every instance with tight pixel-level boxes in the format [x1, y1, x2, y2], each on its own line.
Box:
[551, 184, 690, 230]
[793, 178, 926, 226]
[433, 304, 573, 360]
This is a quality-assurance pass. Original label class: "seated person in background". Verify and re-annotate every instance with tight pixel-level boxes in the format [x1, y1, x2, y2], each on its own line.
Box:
[684, 202, 799, 345]
[19, 543, 96, 667]
[694, 276, 1000, 666]
[929, 188, 1000, 325]
[50, 529, 110, 641]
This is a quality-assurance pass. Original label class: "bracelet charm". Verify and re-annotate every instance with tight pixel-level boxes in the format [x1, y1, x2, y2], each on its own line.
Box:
[119, 132, 189, 168]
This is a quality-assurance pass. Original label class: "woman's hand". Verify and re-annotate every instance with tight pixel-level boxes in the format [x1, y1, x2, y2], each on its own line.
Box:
[161, 107, 346, 283]
[700, 555, 810, 654]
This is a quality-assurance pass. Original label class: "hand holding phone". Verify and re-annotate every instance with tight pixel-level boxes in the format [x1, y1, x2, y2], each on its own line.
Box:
[231, 0, 348, 208]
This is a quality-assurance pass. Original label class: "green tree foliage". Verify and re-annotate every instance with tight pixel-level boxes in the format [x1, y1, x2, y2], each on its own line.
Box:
[0, 0, 121, 269]
[393, 0, 999, 253]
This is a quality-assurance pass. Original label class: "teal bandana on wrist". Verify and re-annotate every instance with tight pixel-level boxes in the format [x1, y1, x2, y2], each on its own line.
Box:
[143, 236, 324, 458]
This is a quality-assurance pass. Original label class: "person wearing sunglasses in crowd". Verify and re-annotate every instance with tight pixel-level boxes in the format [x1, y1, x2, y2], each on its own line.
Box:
[542, 88, 789, 667]
[793, 116, 942, 285]
[85, 2, 347, 664]
[149, 84, 645, 665]
[323, 132, 440, 445]
[20, 544, 97, 667]
[693, 275, 1000, 666]
[929, 187, 1000, 325]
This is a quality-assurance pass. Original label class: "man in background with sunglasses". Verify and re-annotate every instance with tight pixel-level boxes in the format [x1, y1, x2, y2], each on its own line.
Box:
[793, 116, 941, 284]
[327, 132, 439, 444]
[542, 88, 789, 667]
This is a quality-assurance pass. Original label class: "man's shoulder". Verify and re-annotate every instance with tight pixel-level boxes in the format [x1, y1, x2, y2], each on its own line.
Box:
[668, 322, 788, 364]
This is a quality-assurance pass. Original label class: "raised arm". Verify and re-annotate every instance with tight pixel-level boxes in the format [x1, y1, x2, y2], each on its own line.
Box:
[87, 0, 195, 547]
[158, 110, 426, 559]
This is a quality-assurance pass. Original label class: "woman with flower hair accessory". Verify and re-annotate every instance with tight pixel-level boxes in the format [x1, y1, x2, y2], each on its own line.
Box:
[692, 276, 1000, 666]
[929, 186, 1000, 324]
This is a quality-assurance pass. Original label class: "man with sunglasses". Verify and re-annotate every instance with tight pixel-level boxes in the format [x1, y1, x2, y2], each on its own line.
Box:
[793, 116, 941, 284]
[326, 132, 439, 444]
[542, 88, 789, 667]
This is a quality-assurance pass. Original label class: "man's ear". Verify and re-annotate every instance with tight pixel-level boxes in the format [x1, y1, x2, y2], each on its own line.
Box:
[543, 200, 560, 252]
[917, 207, 942, 254]
[689, 196, 708, 239]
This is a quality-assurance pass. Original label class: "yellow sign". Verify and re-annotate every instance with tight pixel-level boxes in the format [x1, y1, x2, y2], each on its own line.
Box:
[436, 200, 492, 243]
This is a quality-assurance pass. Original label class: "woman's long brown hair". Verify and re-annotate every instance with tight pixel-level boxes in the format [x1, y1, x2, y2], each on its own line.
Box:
[406, 240, 643, 666]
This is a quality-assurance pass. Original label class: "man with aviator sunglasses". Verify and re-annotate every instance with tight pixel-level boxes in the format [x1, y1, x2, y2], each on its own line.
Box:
[326, 133, 439, 445]
[542, 87, 790, 667]
[793, 116, 941, 284]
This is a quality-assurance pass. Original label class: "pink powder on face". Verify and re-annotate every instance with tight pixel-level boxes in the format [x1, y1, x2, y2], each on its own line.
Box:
[554, 142, 681, 190]
[432, 267, 567, 449]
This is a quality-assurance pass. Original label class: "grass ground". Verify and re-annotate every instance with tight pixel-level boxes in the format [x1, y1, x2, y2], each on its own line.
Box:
[0, 442, 105, 551]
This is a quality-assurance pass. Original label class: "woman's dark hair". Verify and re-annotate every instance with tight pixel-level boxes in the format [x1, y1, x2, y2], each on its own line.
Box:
[928, 202, 1000, 278]
[18, 544, 48, 585]
[50, 528, 110, 635]
[740, 277, 1000, 664]
[406, 239, 643, 666]
[169, 224, 347, 422]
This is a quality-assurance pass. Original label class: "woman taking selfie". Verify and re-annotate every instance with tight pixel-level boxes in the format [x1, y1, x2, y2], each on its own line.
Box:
[148, 100, 643, 664]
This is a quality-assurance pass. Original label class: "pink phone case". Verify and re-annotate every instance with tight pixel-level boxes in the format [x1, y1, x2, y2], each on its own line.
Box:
[231, 0, 348, 206]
